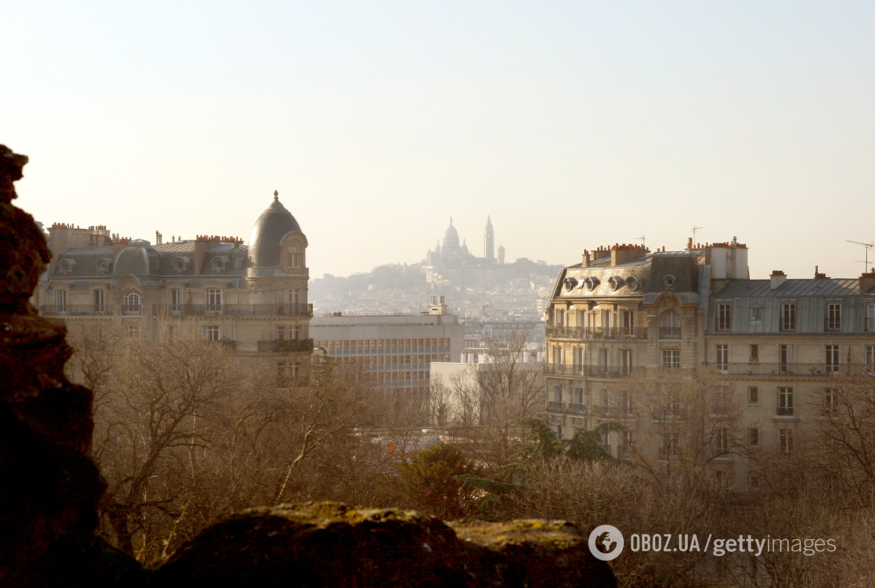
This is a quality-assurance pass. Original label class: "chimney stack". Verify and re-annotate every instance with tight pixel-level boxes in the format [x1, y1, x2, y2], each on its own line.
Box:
[770, 270, 786, 290]
[860, 271, 875, 293]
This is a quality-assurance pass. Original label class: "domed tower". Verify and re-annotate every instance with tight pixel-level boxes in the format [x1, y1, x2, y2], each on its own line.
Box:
[442, 217, 460, 259]
[484, 216, 494, 262]
[246, 191, 311, 353]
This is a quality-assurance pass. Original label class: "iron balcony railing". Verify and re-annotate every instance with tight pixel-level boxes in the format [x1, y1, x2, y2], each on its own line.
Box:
[122, 304, 141, 316]
[714, 362, 867, 377]
[257, 339, 314, 353]
[659, 326, 681, 339]
[152, 303, 314, 317]
[546, 326, 648, 340]
[544, 364, 643, 378]
[40, 305, 113, 316]
[776, 406, 794, 417]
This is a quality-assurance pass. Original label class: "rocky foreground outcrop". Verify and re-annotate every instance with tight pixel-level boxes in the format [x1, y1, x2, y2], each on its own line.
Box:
[156, 502, 617, 588]
[0, 144, 616, 587]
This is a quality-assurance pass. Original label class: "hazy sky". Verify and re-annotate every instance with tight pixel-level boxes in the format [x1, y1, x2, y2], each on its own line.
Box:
[5, 2, 875, 280]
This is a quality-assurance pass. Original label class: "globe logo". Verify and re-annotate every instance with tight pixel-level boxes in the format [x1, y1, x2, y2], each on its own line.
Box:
[588, 525, 624, 561]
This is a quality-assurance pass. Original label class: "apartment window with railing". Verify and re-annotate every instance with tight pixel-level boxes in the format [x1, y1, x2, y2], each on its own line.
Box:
[781, 303, 796, 331]
[826, 303, 841, 331]
[778, 387, 794, 416]
[660, 310, 681, 339]
[55, 289, 67, 311]
[92, 289, 105, 312]
[715, 344, 729, 373]
[748, 427, 759, 447]
[716, 303, 732, 331]
[662, 349, 680, 369]
[868, 304, 875, 332]
[205, 288, 222, 311]
[825, 345, 840, 373]
[779, 344, 794, 373]
[749, 344, 759, 363]
[779, 429, 794, 454]
[555, 309, 565, 327]
[619, 349, 632, 375]
[169, 288, 181, 312]
[553, 385, 562, 403]
[123, 291, 140, 315]
[621, 309, 634, 334]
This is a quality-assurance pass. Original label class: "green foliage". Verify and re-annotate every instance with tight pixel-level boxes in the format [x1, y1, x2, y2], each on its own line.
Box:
[395, 443, 482, 519]
[517, 417, 627, 463]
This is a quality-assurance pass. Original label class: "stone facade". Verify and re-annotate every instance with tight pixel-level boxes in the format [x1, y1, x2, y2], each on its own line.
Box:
[545, 239, 875, 490]
[31, 192, 312, 376]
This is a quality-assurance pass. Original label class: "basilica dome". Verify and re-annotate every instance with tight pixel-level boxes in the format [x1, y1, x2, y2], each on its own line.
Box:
[249, 192, 303, 267]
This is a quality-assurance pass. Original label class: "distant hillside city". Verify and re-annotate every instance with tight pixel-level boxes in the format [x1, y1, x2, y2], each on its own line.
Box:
[310, 217, 563, 321]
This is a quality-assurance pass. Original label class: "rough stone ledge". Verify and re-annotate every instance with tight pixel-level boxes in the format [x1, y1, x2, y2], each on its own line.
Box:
[154, 501, 617, 588]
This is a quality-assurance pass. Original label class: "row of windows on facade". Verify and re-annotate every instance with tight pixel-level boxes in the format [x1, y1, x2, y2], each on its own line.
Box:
[716, 302, 875, 331]
[329, 355, 450, 367]
[554, 308, 682, 338]
[316, 338, 452, 351]
[54, 288, 305, 311]
[550, 347, 678, 368]
[713, 344, 875, 370]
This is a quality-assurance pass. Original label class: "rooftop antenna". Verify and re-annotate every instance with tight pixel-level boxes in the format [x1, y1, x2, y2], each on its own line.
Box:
[634, 235, 645, 249]
[692, 226, 702, 248]
[847, 240, 874, 273]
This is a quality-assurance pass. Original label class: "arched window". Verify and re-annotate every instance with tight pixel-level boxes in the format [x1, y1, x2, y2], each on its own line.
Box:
[660, 310, 681, 339]
[123, 291, 141, 315]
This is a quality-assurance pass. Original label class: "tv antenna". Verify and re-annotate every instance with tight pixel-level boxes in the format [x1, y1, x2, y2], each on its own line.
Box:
[634, 235, 645, 249]
[692, 226, 702, 247]
[847, 240, 874, 273]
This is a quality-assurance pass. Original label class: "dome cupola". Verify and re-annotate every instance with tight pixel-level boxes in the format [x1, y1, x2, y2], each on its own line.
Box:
[249, 191, 303, 268]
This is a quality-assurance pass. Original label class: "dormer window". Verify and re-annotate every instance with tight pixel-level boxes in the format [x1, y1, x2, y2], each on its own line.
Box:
[123, 291, 140, 315]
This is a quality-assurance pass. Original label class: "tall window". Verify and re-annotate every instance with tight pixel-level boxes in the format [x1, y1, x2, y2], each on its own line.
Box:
[55, 289, 67, 311]
[204, 326, 220, 341]
[601, 310, 613, 329]
[618, 349, 632, 375]
[621, 310, 634, 334]
[277, 326, 287, 341]
[92, 289, 105, 312]
[748, 427, 759, 447]
[749, 344, 759, 363]
[867, 346, 875, 368]
[660, 311, 681, 339]
[823, 389, 836, 415]
[779, 429, 794, 454]
[123, 291, 140, 315]
[169, 288, 181, 312]
[205, 288, 222, 312]
[825, 345, 840, 373]
[868, 304, 875, 332]
[598, 348, 608, 371]
[778, 387, 794, 416]
[661, 433, 680, 459]
[748, 386, 759, 405]
[781, 303, 796, 331]
[716, 303, 732, 331]
[826, 303, 841, 331]
[779, 344, 794, 373]
[662, 349, 680, 369]
[553, 385, 562, 403]
[715, 344, 729, 373]
[715, 428, 730, 454]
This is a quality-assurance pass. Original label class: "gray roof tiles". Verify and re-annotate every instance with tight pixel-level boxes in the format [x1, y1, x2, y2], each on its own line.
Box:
[713, 278, 863, 298]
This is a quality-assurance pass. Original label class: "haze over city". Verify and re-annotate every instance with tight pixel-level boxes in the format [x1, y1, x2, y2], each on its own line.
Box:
[5, 2, 874, 279]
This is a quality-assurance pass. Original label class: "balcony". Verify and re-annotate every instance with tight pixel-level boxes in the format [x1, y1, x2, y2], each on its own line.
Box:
[776, 407, 794, 417]
[257, 339, 314, 353]
[547, 401, 564, 413]
[152, 303, 314, 318]
[545, 364, 642, 379]
[546, 326, 648, 341]
[716, 362, 865, 377]
[122, 304, 141, 316]
[40, 305, 113, 317]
